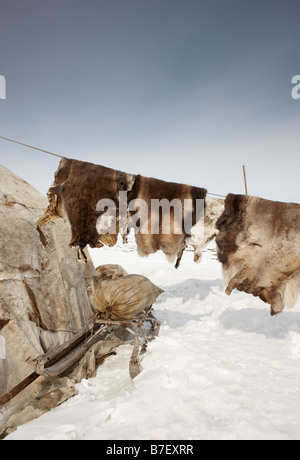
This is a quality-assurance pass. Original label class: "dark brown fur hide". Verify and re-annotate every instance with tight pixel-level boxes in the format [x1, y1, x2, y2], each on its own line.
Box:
[39, 158, 135, 249]
[216, 194, 300, 315]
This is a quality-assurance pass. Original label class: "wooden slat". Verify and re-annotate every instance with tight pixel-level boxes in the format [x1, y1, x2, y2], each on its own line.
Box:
[43, 326, 110, 377]
[33, 314, 99, 374]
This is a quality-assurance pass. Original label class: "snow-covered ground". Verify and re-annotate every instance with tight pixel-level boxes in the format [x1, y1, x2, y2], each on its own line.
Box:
[6, 234, 300, 440]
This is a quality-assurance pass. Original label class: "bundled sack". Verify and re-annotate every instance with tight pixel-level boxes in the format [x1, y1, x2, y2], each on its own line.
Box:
[92, 274, 164, 320]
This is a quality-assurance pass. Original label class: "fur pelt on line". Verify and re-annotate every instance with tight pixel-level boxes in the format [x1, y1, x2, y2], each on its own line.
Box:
[216, 194, 300, 315]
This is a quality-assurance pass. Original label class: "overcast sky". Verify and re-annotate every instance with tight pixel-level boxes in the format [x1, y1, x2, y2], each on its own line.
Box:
[0, 0, 299, 202]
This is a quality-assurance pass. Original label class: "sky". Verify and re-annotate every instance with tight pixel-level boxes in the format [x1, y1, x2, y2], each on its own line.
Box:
[0, 0, 299, 202]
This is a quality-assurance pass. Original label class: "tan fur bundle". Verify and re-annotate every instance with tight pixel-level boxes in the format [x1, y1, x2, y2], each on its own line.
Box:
[92, 274, 164, 320]
[96, 264, 128, 281]
[98, 233, 118, 247]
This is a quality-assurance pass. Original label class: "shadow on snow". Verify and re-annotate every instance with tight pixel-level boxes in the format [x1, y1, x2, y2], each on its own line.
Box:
[221, 307, 300, 339]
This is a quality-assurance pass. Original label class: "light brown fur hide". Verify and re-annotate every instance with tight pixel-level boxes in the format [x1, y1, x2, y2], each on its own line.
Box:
[216, 194, 300, 315]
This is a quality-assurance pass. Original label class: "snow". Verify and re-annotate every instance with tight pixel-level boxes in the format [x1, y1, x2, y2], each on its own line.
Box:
[6, 234, 300, 440]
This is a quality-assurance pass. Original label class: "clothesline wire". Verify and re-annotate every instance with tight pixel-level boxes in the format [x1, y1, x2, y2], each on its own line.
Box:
[0, 135, 64, 159]
[207, 192, 226, 198]
[0, 135, 226, 198]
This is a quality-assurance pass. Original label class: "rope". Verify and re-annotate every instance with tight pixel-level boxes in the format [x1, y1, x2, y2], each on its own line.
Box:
[207, 192, 226, 199]
[0, 136, 64, 159]
[0, 135, 226, 198]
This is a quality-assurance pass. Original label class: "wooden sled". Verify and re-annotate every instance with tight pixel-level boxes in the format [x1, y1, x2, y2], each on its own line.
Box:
[0, 308, 160, 406]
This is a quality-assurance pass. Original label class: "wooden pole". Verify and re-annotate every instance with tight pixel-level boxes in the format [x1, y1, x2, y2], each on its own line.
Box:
[243, 165, 248, 196]
[0, 372, 40, 406]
